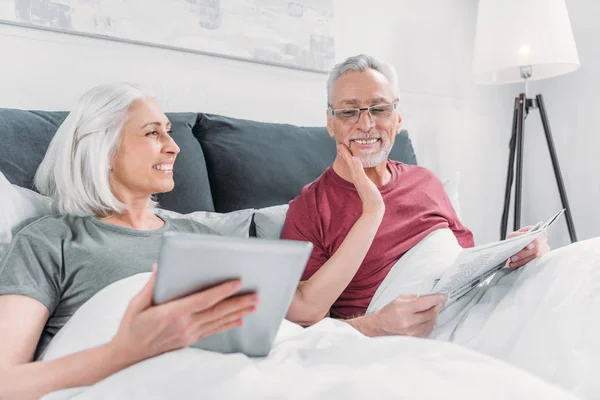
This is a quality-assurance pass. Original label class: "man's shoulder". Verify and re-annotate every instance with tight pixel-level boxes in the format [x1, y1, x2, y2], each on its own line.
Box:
[289, 169, 329, 207]
[389, 160, 441, 183]
[389, 160, 433, 175]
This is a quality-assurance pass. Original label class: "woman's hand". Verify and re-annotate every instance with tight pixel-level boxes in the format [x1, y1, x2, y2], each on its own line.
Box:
[109, 265, 258, 364]
[337, 144, 385, 217]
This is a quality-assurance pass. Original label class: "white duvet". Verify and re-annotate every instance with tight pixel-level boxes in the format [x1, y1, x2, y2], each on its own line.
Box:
[41, 236, 600, 400]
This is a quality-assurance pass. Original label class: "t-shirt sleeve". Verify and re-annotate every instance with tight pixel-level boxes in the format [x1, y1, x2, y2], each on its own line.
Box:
[280, 195, 329, 282]
[0, 225, 63, 313]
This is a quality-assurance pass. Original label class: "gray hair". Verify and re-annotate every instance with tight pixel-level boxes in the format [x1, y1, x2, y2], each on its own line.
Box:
[35, 83, 154, 217]
[326, 54, 399, 104]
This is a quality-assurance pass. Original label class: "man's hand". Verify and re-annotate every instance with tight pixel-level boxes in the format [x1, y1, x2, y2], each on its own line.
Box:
[506, 226, 551, 269]
[346, 294, 446, 338]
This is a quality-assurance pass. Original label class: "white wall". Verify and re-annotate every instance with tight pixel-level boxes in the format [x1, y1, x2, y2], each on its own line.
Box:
[335, 0, 523, 245]
[0, 21, 327, 125]
[514, 0, 600, 249]
[0, 0, 527, 245]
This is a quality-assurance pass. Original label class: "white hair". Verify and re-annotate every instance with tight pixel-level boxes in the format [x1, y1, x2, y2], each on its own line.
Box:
[326, 54, 399, 104]
[35, 83, 155, 217]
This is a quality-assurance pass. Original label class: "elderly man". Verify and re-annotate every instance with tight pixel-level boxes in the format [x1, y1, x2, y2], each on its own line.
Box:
[281, 54, 549, 338]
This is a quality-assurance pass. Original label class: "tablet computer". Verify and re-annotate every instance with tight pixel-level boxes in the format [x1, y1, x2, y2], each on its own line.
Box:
[153, 232, 313, 357]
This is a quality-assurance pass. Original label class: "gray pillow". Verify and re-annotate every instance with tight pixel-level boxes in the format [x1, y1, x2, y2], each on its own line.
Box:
[0, 109, 215, 214]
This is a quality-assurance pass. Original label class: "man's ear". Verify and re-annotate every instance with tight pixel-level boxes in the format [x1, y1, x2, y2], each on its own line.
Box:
[326, 111, 335, 138]
[396, 113, 403, 135]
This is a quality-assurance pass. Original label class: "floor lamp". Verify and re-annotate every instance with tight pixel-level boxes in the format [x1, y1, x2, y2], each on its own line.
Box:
[472, 0, 580, 242]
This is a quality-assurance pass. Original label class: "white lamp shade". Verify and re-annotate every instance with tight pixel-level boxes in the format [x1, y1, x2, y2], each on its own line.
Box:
[473, 0, 580, 84]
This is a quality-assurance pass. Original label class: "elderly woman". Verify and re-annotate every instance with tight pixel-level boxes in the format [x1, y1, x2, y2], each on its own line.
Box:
[0, 83, 258, 399]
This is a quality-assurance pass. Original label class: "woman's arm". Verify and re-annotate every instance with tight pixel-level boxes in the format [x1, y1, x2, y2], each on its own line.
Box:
[0, 268, 257, 400]
[287, 212, 383, 325]
[286, 145, 385, 325]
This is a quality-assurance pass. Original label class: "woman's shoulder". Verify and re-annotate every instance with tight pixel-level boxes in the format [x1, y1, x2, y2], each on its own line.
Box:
[15, 215, 92, 239]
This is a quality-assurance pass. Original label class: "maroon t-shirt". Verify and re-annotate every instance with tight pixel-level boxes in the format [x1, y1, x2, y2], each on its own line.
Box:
[281, 160, 474, 319]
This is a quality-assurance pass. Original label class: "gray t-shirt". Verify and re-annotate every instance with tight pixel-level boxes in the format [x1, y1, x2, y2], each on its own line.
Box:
[0, 214, 215, 356]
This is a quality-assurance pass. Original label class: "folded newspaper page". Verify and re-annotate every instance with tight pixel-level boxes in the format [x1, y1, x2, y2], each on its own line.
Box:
[427, 209, 565, 306]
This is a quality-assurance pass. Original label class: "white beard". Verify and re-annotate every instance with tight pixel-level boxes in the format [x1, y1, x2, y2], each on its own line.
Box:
[357, 148, 389, 168]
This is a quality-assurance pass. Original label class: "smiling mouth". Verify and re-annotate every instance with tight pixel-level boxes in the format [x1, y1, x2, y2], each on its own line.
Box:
[152, 164, 173, 172]
[351, 138, 380, 145]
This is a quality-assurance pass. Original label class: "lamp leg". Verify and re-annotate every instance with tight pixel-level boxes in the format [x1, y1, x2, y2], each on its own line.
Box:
[513, 93, 527, 232]
[535, 94, 578, 243]
[501, 97, 520, 240]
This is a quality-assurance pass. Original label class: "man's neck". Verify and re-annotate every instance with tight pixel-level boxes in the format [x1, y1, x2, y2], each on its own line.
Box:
[332, 157, 391, 187]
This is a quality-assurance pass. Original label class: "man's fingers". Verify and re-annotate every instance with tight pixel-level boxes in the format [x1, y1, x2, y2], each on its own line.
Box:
[396, 294, 418, 301]
[510, 247, 536, 262]
[173, 280, 243, 314]
[410, 294, 446, 312]
[509, 237, 549, 267]
[510, 253, 537, 269]
[413, 303, 442, 325]
[411, 319, 437, 338]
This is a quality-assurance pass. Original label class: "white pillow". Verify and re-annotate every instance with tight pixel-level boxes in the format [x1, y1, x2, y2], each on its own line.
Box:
[155, 208, 253, 238]
[253, 177, 461, 240]
[366, 228, 463, 314]
[41, 273, 150, 361]
[254, 204, 290, 240]
[0, 171, 54, 256]
[442, 171, 461, 220]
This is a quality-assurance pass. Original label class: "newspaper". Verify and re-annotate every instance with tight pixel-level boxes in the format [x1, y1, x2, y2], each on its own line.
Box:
[426, 209, 565, 306]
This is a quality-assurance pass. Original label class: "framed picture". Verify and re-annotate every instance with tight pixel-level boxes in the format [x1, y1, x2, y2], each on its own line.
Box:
[0, 0, 335, 73]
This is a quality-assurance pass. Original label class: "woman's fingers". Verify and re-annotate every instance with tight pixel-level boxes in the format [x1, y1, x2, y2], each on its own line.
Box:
[195, 319, 245, 344]
[338, 144, 359, 180]
[127, 264, 157, 314]
[205, 293, 258, 320]
[174, 280, 244, 314]
[189, 304, 257, 345]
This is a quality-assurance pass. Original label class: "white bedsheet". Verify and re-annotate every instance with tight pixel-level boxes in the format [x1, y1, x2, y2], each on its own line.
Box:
[41, 237, 600, 400]
[431, 237, 600, 399]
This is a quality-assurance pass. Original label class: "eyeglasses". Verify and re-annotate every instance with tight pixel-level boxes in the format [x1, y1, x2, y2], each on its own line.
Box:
[328, 100, 399, 124]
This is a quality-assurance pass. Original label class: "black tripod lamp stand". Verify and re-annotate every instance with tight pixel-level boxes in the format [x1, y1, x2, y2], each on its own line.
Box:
[472, 0, 580, 242]
[500, 67, 577, 242]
